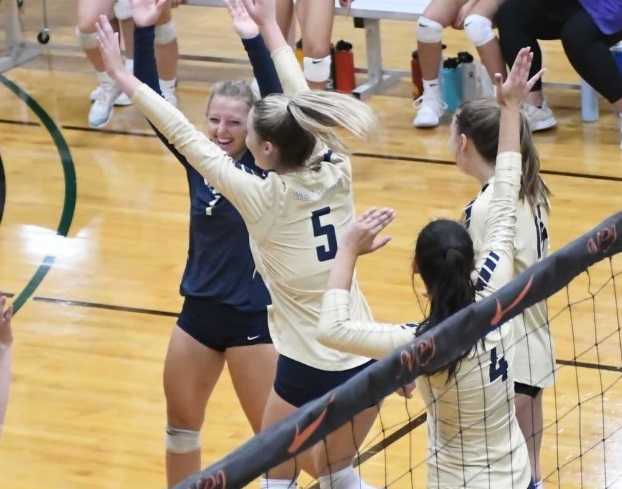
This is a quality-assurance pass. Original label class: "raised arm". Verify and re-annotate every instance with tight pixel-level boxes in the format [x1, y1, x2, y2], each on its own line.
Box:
[226, 0, 282, 96]
[0, 296, 13, 434]
[96, 14, 274, 225]
[240, 0, 309, 96]
[317, 208, 411, 359]
[474, 48, 543, 298]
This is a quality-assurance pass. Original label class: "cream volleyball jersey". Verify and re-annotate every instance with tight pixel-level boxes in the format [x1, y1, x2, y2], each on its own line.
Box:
[132, 46, 373, 371]
[318, 152, 530, 489]
[466, 179, 555, 387]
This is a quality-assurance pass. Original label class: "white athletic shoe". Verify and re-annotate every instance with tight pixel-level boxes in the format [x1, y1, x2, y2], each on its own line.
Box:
[88, 79, 121, 128]
[522, 101, 557, 132]
[162, 86, 178, 108]
[89, 86, 132, 107]
[413, 90, 447, 128]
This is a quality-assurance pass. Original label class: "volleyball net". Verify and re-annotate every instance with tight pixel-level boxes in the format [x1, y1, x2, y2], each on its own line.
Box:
[176, 211, 622, 489]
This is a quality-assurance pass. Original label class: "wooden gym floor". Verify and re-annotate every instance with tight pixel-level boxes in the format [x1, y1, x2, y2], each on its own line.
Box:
[0, 2, 621, 488]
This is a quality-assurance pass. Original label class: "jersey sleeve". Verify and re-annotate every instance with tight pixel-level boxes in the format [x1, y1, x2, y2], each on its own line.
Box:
[473, 152, 522, 300]
[132, 83, 276, 225]
[318, 289, 415, 359]
[243, 35, 283, 97]
[270, 45, 309, 96]
[133, 25, 196, 172]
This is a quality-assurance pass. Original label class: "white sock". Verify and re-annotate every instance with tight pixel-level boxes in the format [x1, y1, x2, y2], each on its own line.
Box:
[260, 478, 297, 489]
[124, 58, 134, 74]
[318, 466, 376, 489]
[96, 71, 113, 85]
[423, 78, 440, 95]
[159, 78, 176, 91]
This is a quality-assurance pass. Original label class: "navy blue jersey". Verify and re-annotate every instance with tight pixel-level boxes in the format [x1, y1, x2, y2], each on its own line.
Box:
[134, 26, 281, 312]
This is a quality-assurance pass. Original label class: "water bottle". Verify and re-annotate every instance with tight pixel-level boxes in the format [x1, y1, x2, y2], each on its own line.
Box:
[580, 79, 599, 122]
[441, 57, 463, 112]
[476, 63, 495, 98]
[334, 40, 355, 94]
[411, 50, 423, 97]
[457, 51, 477, 102]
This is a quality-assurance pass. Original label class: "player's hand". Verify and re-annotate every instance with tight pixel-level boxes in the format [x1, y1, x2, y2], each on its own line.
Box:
[0, 296, 13, 347]
[96, 15, 126, 77]
[495, 47, 543, 108]
[130, 0, 169, 27]
[396, 381, 416, 399]
[239, 0, 277, 27]
[226, 0, 260, 40]
[341, 207, 395, 256]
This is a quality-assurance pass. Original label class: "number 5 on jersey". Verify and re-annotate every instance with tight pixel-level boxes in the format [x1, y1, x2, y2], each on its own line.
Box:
[312, 207, 338, 262]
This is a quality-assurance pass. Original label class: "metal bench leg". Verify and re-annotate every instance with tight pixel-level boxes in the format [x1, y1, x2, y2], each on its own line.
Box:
[352, 18, 402, 99]
[0, 0, 40, 73]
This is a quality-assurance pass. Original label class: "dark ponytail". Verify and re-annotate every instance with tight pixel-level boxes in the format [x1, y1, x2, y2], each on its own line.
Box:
[413, 219, 476, 379]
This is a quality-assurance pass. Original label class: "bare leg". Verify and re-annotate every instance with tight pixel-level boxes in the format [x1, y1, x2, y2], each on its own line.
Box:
[313, 406, 378, 476]
[469, 0, 507, 80]
[155, 4, 178, 83]
[417, 0, 461, 81]
[119, 18, 135, 61]
[261, 389, 308, 480]
[226, 344, 277, 434]
[77, 0, 115, 72]
[163, 326, 225, 488]
[515, 391, 543, 483]
[276, 0, 296, 47]
[296, 0, 335, 89]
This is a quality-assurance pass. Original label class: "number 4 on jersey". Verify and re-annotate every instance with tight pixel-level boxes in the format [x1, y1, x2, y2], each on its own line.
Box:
[312, 207, 338, 262]
[489, 347, 508, 382]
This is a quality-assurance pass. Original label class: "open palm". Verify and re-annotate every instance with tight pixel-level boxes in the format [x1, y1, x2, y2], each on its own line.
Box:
[131, 0, 168, 27]
[226, 0, 259, 39]
[341, 208, 395, 256]
[495, 47, 544, 107]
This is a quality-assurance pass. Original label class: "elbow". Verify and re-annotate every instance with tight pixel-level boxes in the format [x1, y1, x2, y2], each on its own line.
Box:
[317, 315, 335, 347]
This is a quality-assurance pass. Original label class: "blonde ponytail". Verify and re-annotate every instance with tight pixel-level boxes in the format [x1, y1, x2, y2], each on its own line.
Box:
[252, 90, 377, 168]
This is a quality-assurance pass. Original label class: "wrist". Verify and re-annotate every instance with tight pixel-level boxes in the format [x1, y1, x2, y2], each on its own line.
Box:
[336, 245, 360, 262]
[500, 102, 521, 111]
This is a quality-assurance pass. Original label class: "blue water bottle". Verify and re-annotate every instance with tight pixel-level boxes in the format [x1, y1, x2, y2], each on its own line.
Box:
[441, 57, 463, 112]
[580, 79, 599, 123]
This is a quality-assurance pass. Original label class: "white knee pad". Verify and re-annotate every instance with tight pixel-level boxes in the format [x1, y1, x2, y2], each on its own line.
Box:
[463, 14, 495, 47]
[113, 0, 133, 21]
[303, 55, 331, 83]
[155, 20, 177, 45]
[416, 16, 443, 44]
[165, 426, 201, 454]
[77, 29, 99, 50]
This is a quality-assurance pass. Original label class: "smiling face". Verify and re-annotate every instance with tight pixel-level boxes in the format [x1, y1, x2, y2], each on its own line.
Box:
[205, 95, 251, 161]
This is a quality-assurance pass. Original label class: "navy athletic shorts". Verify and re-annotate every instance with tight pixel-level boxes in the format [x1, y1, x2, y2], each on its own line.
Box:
[177, 296, 271, 352]
[274, 354, 376, 408]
